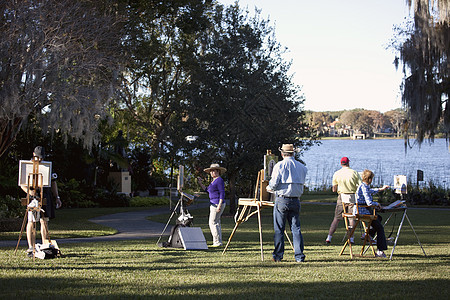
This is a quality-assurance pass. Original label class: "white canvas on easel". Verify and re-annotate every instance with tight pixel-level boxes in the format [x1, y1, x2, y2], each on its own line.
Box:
[18, 160, 52, 187]
[178, 227, 208, 250]
[394, 175, 407, 194]
[263, 151, 278, 181]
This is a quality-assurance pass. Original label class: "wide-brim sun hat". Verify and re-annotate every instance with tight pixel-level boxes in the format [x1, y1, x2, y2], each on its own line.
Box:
[204, 163, 227, 174]
[278, 144, 296, 153]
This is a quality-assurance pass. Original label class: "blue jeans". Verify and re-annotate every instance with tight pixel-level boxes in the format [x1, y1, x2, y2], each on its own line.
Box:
[273, 196, 305, 262]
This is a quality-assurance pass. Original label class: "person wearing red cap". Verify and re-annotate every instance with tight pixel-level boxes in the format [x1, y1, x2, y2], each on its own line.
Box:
[325, 157, 361, 244]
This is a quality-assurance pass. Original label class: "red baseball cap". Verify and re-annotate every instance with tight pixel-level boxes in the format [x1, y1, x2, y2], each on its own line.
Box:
[341, 157, 350, 165]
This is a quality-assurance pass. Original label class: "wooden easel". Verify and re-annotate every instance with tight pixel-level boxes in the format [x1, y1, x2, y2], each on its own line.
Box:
[15, 156, 50, 260]
[222, 169, 293, 261]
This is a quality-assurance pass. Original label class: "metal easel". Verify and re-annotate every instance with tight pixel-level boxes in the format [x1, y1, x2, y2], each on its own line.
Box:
[381, 203, 427, 260]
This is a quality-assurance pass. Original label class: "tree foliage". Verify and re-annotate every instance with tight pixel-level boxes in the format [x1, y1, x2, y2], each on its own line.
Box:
[309, 109, 408, 137]
[185, 4, 311, 213]
[1, 1, 314, 205]
[309, 112, 332, 136]
[0, 0, 125, 157]
[113, 0, 212, 168]
[394, 0, 449, 143]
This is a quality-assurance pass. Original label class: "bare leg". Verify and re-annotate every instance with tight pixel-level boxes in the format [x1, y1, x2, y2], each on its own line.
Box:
[348, 218, 355, 238]
[26, 222, 35, 249]
[40, 219, 49, 243]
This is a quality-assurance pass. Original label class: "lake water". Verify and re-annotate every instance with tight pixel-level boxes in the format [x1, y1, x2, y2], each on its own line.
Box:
[300, 138, 450, 190]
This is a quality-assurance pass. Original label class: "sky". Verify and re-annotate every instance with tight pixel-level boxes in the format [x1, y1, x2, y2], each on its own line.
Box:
[219, 0, 413, 112]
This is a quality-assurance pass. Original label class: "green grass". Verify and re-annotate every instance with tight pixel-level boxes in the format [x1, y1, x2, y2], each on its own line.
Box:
[0, 204, 449, 299]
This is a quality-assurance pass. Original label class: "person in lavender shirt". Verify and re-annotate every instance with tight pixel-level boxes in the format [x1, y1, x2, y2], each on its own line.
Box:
[197, 164, 227, 247]
[355, 169, 390, 258]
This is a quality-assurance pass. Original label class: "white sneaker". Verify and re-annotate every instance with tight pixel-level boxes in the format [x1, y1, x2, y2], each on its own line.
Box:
[376, 250, 387, 258]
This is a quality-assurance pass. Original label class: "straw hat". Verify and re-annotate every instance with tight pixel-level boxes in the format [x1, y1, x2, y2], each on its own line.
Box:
[278, 144, 296, 153]
[203, 163, 227, 174]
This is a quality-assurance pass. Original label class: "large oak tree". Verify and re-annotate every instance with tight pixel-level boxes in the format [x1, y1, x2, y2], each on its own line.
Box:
[0, 0, 124, 157]
[185, 4, 312, 213]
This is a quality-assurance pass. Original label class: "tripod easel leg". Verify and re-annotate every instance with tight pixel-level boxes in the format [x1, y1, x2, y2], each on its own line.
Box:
[257, 204, 264, 261]
[156, 198, 181, 245]
[14, 209, 29, 254]
[284, 230, 293, 250]
[223, 205, 249, 254]
[31, 219, 36, 260]
[405, 211, 427, 256]
[389, 209, 406, 260]
[404, 212, 427, 257]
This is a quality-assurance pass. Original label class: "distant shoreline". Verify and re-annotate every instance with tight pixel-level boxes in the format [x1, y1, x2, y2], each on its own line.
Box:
[319, 136, 447, 140]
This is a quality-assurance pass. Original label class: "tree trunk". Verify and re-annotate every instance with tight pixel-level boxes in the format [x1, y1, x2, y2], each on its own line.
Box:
[0, 118, 23, 158]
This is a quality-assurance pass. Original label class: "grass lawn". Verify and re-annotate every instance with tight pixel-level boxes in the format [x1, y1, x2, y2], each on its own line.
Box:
[0, 203, 449, 299]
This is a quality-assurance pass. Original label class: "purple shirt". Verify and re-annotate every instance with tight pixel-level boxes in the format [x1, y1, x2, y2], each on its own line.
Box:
[206, 177, 225, 205]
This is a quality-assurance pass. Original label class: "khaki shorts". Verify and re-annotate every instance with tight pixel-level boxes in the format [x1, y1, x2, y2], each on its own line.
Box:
[334, 194, 354, 220]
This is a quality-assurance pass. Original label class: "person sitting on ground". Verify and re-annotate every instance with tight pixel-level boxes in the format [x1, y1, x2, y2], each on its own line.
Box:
[355, 169, 389, 258]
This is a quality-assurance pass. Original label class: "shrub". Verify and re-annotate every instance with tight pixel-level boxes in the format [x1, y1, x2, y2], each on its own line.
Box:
[407, 185, 449, 206]
[0, 195, 23, 219]
[58, 179, 97, 208]
[93, 188, 130, 207]
[375, 189, 398, 205]
[129, 196, 169, 207]
[58, 178, 132, 208]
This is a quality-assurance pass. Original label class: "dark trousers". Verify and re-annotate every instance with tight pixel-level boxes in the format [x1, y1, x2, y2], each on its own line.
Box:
[369, 214, 387, 251]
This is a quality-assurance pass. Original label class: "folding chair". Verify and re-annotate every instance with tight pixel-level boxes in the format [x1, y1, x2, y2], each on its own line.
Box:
[339, 202, 356, 258]
[340, 202, 377, 259]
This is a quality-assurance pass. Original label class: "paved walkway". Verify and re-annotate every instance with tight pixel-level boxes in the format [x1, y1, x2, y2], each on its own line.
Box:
[0, 200, 210, 248]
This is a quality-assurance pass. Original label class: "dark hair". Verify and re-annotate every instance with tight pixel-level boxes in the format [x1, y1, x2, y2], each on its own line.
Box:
[33, 146, 45, 159]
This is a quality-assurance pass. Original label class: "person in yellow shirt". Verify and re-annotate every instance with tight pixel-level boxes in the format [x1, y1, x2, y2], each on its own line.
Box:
[325, 157, 361, 244]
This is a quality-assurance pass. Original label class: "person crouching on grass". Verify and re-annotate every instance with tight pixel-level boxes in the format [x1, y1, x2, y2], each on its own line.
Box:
[355, 169, 390, 258]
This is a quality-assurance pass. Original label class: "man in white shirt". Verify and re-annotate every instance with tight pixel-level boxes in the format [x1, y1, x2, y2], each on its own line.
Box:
[267, 144, 307, 262]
